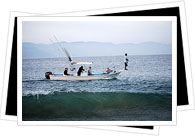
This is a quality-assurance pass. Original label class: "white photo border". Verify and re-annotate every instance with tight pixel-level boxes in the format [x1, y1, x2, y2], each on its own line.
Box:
[17, 16, 177, 126]
[75, 126, 159, 135]
[1, 1, 193, 122]
[2, 1, 190, 134]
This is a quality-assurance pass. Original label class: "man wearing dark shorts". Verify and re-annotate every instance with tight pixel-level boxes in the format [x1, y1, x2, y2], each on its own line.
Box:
[124, 53, 128, 70]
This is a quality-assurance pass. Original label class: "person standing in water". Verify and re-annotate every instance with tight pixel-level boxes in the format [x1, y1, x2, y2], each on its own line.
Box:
[124, 53, 129, 70]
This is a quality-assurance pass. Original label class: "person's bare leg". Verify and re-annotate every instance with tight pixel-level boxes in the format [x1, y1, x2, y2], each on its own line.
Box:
[125, 64, 128, 70]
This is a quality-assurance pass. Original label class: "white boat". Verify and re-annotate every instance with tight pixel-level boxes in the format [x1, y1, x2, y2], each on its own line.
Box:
[48, 71, 121, 81]
[46, 36, 122, 81]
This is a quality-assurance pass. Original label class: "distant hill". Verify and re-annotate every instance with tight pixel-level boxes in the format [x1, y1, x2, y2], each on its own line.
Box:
[22, 41, 172, 59]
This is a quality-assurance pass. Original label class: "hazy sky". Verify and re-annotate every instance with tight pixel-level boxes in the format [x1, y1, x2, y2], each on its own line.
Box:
[22, 21, 172, 44]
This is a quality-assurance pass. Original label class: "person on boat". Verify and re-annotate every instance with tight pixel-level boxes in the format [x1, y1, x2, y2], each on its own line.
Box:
[106, 67, 113, 74]
[64, 68, 70, 76]
[77, 66, 85, 76]
[88, 66, 93, 76]
[124, 53, 129, 70]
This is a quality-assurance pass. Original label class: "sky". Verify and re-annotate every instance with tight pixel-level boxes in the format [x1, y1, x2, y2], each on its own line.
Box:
[22, 21, 172, 45]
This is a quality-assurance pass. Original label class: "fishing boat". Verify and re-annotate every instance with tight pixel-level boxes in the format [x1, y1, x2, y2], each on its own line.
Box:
[45, 36, 122, 81]
[45, 70, 121, 81]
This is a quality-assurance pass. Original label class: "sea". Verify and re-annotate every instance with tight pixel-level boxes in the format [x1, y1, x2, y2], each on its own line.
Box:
[22, 55, 172, 121]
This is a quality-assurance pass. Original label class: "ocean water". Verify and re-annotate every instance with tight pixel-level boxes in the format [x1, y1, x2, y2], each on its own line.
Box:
[22, 55, 172, 121]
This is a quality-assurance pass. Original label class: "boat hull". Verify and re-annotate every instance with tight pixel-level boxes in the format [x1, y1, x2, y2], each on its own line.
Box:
[49, 72, 121, 81]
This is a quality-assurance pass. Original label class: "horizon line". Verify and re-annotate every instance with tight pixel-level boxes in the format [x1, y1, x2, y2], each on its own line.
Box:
[23, 54, 172, 60]
[22, 41, 171, 46]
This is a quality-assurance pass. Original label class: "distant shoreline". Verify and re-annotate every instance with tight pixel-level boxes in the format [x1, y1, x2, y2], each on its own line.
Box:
[23, 54, 172, 60]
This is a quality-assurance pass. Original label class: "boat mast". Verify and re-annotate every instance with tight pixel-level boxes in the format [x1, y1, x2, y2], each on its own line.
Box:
[50, 36, 76, 71]
[53, 35, 73, 63]
[50, 35, 93, 68]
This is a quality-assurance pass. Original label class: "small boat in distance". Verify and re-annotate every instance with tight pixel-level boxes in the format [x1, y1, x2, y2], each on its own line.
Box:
[45, 36, 122, 81]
